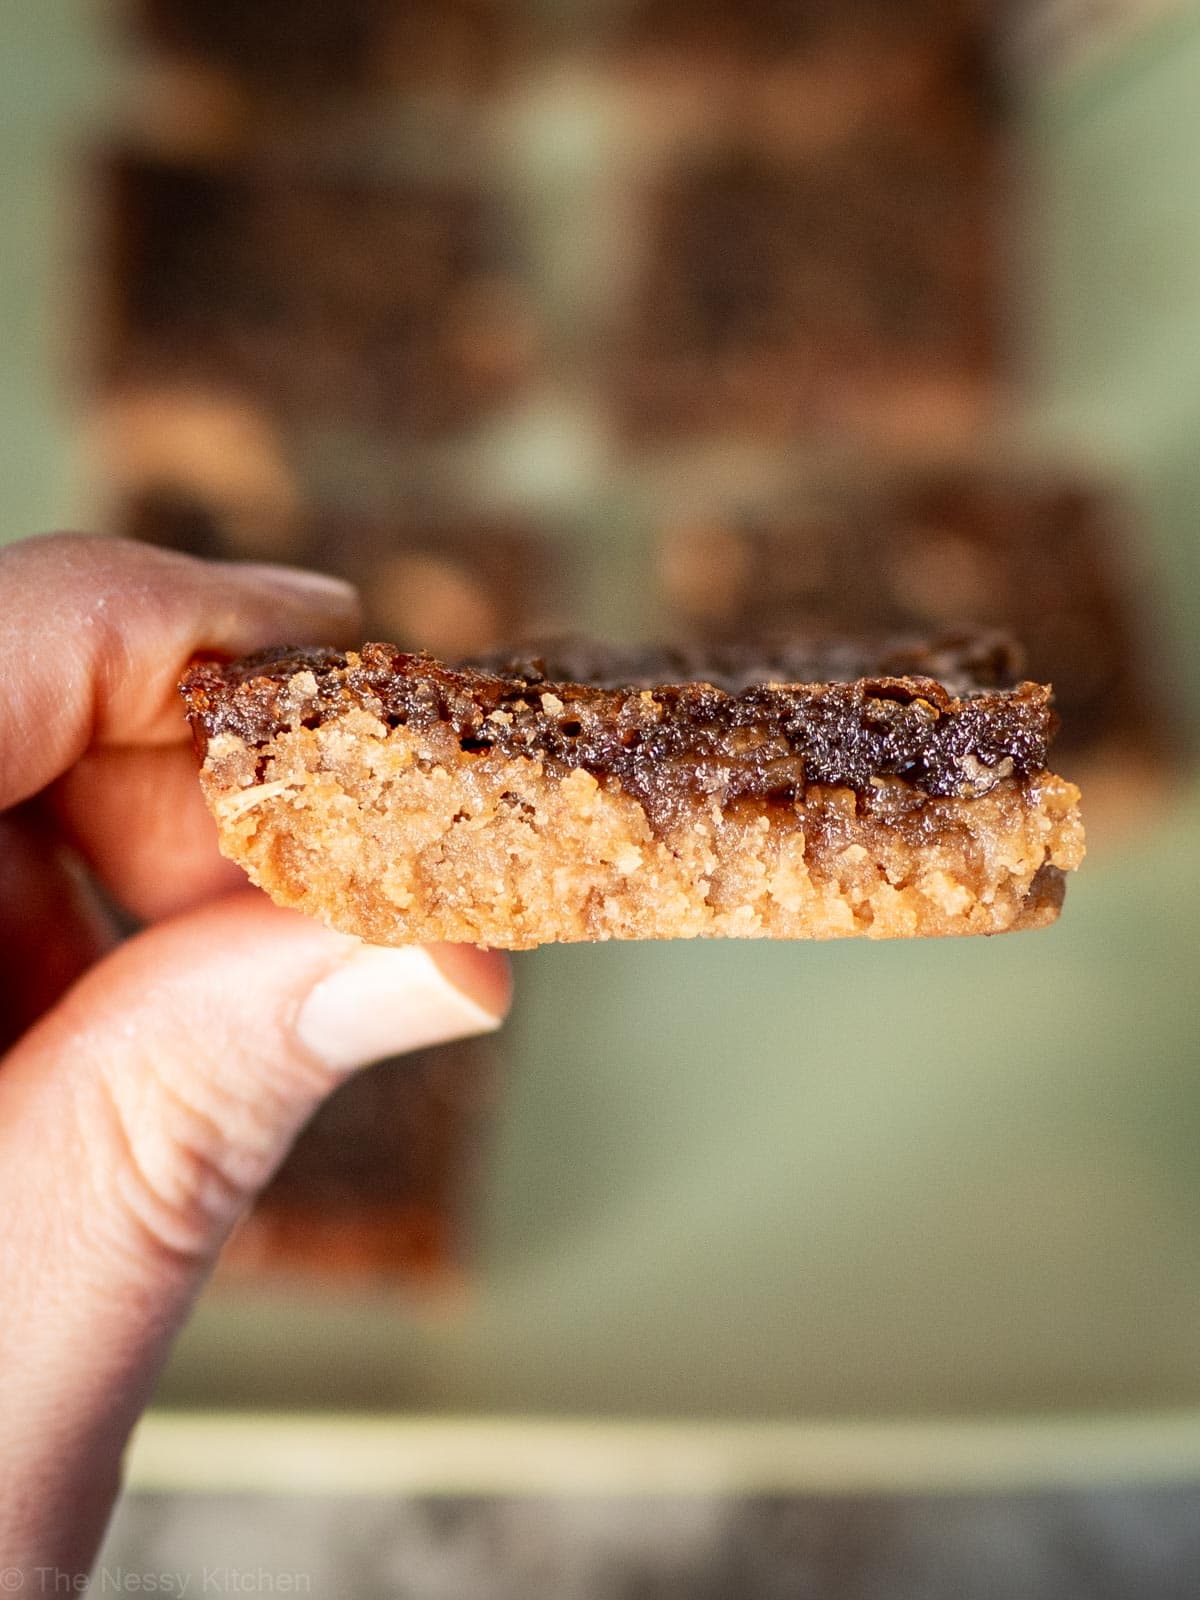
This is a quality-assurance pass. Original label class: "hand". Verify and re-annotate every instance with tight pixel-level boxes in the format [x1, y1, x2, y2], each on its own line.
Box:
[0, 535, 511, 1576]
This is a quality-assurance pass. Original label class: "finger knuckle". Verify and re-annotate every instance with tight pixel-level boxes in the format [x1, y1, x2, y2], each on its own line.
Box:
[89, 1060, 249, 1275]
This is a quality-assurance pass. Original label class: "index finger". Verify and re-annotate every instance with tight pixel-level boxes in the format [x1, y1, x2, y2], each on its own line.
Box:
[0, 533, 361, 811]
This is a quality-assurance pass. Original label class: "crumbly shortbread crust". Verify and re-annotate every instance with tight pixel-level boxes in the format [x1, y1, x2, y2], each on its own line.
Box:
[182, 641, 1084, 948]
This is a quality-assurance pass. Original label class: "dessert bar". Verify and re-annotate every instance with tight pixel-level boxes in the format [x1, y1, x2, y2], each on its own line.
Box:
[182, 636, 1084, 948]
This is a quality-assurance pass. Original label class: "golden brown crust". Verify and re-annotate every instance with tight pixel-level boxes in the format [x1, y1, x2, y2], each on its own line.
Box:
[198, 705, 1085, 949]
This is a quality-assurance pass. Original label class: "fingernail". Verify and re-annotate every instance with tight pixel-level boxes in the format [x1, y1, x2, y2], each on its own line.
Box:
[230, 562, 360, 609]
[294, 945, 505, 1073]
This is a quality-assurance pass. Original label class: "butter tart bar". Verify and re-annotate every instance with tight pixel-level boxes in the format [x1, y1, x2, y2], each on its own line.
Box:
[181, 636, 1084, 948]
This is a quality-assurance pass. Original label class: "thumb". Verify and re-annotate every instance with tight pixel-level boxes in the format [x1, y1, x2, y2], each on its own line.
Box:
[0, 890, 508, 1575]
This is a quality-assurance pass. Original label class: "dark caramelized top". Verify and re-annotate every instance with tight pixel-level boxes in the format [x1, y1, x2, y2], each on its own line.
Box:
[181, 634, 1059, 814]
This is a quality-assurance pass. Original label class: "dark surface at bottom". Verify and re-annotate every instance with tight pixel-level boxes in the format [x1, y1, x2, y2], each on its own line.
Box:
[104, 1485, 1200, 1599]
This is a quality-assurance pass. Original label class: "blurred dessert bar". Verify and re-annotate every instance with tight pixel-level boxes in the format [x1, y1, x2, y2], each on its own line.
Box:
[613, 0, 998, 444]
[656, 467, 1174, 778]
[618, 136, 994, 443]
[99, 151, 536, 436]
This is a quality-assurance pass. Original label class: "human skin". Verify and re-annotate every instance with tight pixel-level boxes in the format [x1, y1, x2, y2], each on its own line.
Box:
[0, 534, 511, 1576]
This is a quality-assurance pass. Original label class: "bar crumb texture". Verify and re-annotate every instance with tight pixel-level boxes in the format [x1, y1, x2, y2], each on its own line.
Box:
[183, 646, 1084, 949]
